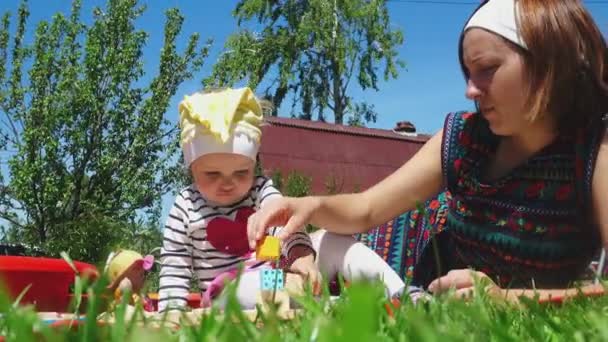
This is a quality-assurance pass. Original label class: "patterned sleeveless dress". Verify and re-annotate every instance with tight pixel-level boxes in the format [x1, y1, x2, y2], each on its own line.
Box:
[411, 111, 605, 289]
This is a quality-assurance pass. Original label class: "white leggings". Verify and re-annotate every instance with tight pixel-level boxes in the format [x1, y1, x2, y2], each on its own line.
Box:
[224, 230, 405, 309]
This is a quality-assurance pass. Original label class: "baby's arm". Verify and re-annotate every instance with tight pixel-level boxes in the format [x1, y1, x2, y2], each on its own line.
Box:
[158, 195, 193, 312]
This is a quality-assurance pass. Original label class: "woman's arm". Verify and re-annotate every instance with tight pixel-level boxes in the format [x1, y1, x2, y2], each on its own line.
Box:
[249, 130, 444, 240]
[592, 129, 608, 252]
[500, 284, 605, 304]
[305, 130, 445, 234]
[429, 269, 605, 305]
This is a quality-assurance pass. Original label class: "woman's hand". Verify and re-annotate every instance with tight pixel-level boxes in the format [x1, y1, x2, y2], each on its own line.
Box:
[430, 269, 607, 304]
[428, 269, 503, 300]
[247, 196, 320, 249]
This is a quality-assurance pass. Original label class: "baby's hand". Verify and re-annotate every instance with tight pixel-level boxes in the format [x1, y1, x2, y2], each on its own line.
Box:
[287, 249, 321, 295]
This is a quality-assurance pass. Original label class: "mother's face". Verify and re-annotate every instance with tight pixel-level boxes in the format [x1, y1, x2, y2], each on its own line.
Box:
[461, 28, 529, 136]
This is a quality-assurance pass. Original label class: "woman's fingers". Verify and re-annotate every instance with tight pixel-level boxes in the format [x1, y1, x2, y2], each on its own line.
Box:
[453, 287, 474, 300]
[276, 213, 307, 241]
[248, 197, 313, 244]
[247, 213, 261, 249]
[428, 269, 483, 294]
[248, 199, 292, 247]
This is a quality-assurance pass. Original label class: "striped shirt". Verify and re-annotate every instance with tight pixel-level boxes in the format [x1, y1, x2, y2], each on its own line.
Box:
[158, 176, 313, 312]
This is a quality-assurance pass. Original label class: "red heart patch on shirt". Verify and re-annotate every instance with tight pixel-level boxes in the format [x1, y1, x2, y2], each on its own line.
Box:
[206, 207, 256, 256]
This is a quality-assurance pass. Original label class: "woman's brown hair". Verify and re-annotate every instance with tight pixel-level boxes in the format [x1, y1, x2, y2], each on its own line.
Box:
[459, 0, 608, 131]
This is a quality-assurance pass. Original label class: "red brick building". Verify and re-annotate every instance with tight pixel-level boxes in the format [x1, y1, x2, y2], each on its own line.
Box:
[259, 117, 431, 194]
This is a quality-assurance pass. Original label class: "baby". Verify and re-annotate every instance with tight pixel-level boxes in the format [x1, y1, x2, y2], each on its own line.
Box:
[158, 87, 318, 312]
[159, 87, 407, 312]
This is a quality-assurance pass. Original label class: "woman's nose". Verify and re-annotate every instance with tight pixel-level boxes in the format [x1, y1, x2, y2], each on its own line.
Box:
[465, 78, 483, 100]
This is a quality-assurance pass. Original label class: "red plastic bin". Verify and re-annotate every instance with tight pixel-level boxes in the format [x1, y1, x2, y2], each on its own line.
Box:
[0, 256, 98, 312]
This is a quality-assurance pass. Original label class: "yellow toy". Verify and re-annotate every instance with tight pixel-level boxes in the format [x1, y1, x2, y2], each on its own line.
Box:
[256, 236, 280, 261]
[104, 250, 154, 308]
[254, 235, 303, 317]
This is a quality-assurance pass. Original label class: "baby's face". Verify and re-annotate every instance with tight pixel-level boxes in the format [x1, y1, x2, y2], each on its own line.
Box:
[190, 153, 255, 206]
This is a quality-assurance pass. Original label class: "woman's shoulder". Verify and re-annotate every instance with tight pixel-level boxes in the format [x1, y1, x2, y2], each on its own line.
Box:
[443, 110, 494, 149]
[443, 110, 486, 131]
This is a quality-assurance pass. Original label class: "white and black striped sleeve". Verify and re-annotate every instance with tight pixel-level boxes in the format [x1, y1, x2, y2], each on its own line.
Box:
[268, 226, 315, 258]
[254, 177, 282, 209]
[158, 196, 192, 312]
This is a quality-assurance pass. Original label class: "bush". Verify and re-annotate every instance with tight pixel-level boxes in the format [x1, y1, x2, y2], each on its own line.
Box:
[269, 170, 312, 198]
[324, 173, 344, 195]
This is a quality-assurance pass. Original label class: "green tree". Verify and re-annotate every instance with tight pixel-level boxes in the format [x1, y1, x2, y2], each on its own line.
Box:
[0, 0, 211, 262]
[206, 0, 404, 125]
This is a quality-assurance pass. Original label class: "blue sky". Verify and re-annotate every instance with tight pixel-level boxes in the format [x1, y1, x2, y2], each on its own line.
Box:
[0, 0, 607, 226]
[4, 0, 607, 134]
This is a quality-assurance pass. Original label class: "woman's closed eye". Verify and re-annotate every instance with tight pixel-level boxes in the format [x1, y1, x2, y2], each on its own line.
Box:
[473, 65, 498, 79]
[467, 65, 498, 89]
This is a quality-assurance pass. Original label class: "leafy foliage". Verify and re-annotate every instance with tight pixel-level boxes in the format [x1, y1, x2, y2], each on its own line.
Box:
[0, 0, 211, 263]
[207, 0, 404, 125]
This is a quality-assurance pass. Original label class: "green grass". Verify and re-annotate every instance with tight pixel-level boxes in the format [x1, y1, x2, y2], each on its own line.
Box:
[1, 275, 607, 342]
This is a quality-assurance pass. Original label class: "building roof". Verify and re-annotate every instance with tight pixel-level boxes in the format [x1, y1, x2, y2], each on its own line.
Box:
[259, 116, 431, 194]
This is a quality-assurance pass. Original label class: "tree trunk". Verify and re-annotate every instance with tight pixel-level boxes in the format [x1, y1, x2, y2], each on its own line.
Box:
[332, 61, 344, 125]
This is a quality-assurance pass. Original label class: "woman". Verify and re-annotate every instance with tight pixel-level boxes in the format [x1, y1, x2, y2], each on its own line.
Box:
[247, 0, 608, 302]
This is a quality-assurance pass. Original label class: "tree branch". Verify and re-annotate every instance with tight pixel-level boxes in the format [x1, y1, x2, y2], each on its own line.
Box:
[0, 211, 23, 229]
[341, 35, 364, 97]
[0, 110, 21, 146]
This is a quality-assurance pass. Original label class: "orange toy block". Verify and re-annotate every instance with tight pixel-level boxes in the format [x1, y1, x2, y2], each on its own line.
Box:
[256, 236, 281, 261]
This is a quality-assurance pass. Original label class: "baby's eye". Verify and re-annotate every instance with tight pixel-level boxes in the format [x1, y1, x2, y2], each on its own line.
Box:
[204, 172, 221, 179]
[234, 170, 250, 177]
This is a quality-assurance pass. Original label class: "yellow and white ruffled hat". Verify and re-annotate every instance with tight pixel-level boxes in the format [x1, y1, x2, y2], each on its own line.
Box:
[179, 87, 264, 165]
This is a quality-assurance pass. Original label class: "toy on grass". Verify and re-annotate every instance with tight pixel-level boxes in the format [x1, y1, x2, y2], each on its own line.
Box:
[257, 268, 291, 316]
[200, 233, 304, 318]
[255, 235, 282, 291]
[255, 235, 293, 315]
[104, 249, 154, 310]
[261, 268, 284, 290]
[256, 235, 281, 261]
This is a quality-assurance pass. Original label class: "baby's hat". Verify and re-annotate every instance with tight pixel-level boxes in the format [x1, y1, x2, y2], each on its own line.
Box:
[179, 87, 264, 166]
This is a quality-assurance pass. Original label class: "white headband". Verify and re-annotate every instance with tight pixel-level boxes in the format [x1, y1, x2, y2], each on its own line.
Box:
[464, 0, 527, 49]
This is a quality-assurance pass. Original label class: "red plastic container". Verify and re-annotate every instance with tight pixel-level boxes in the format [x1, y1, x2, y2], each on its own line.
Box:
[0, 256, 98, 312]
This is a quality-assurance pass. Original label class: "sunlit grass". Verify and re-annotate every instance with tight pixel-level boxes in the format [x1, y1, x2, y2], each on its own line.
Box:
[1, 270, 607, 341]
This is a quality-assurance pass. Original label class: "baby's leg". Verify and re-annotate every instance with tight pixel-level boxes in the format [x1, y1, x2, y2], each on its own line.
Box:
[230, 270, 263, 310]
[218, 268, 295, 310]
[311, 229, 404, 297]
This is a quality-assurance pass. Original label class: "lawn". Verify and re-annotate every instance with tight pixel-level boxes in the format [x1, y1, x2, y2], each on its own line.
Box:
[1, 276, 607, 342]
